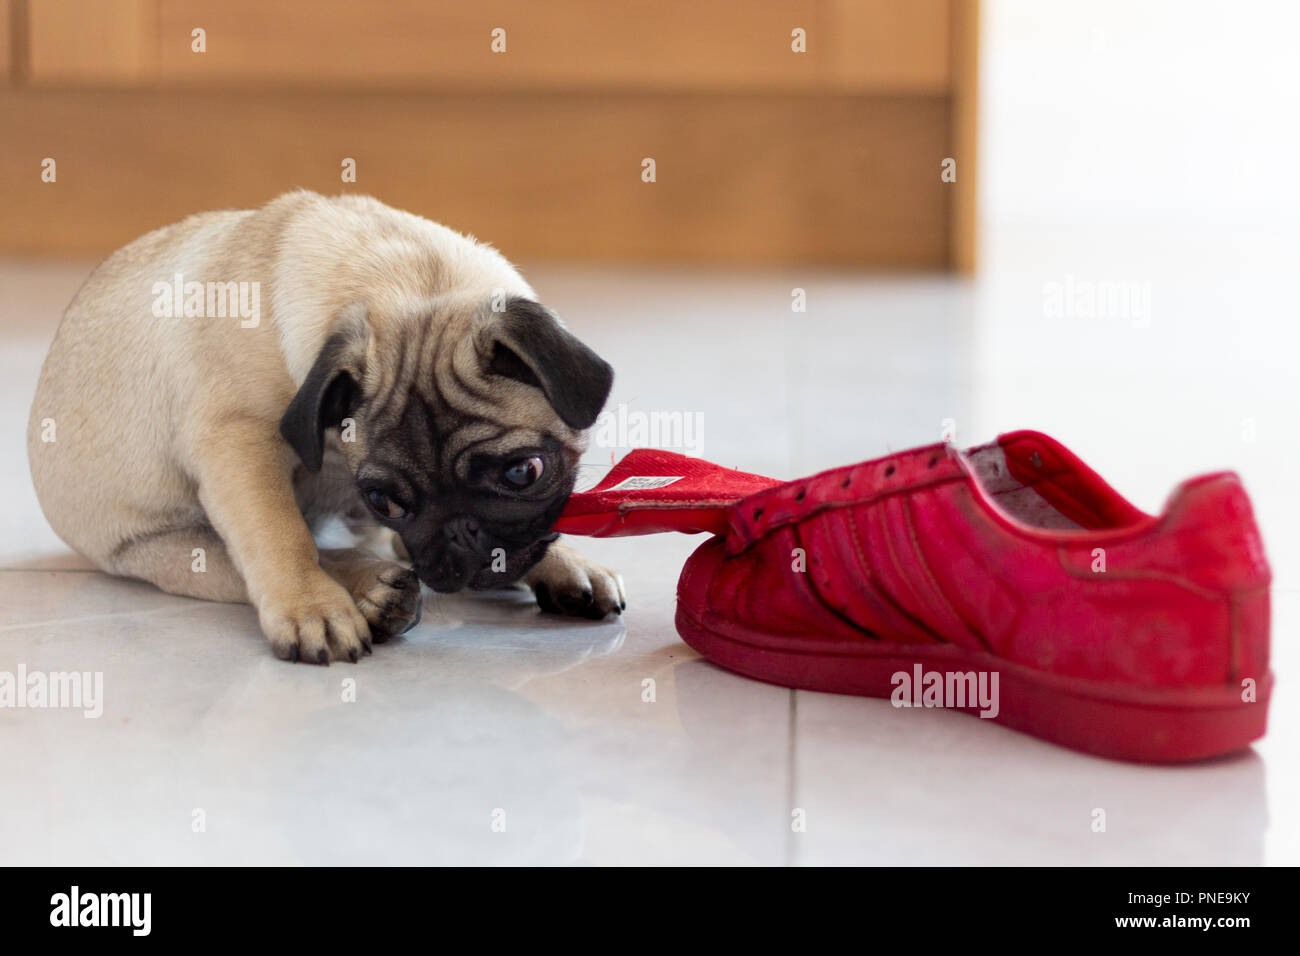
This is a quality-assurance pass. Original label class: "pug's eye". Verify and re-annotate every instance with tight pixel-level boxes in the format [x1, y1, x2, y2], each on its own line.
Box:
[365, 489, 407, 520]
[502, 456, 545, 489]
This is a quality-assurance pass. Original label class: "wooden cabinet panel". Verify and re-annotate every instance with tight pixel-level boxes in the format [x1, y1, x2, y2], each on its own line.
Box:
[26, 0, 951, 93]
[0, 88, 949, 265]
[28, 0, 156, 84]
[825, 0, 950, 91]
[950, 0, 978, 272]
[154, 0, 824, 91]
[8, 1, 976, 268]
[1, 0, 11, 83]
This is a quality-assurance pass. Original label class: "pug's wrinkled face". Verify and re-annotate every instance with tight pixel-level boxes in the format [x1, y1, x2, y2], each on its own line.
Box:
[357, 435, 575, 593]
[280, 296, 613, 592]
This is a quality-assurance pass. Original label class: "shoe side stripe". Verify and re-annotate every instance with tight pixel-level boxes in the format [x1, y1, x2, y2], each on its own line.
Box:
[901, 497, 994, 653]
[792, 521, 886, 640]
[840, 503, 946, 644]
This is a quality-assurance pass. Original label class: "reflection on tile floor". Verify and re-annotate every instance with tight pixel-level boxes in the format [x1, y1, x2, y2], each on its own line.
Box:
[0, 236, 1294, 864]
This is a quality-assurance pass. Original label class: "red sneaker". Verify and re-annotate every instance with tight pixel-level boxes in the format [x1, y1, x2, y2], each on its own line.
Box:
[670, 431, 1272, 762]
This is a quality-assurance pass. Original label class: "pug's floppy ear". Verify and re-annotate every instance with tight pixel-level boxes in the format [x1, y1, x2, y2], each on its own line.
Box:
[482, 297, 614, 430]
[280, 328, 365, 471]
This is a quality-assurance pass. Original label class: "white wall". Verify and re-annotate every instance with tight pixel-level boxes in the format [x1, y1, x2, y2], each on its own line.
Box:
[982, 0, 1300, 230]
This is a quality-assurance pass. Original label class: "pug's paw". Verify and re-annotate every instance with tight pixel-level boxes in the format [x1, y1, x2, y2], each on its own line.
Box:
[525, 542, 626, 620]
[319, 547, 422, 642]
[258, 572, 373, 664]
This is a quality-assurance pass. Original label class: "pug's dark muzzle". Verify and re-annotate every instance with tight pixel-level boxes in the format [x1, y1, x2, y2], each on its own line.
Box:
[411, 517, 557, 593]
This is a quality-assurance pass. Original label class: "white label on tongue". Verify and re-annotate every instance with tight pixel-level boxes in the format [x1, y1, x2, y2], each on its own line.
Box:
[606, 475, 685, 491]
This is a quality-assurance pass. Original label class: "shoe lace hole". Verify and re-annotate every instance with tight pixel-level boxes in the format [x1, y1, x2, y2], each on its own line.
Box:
[753, 507, 764, 519]
[927, 456, 938, 468]
[884, 465, 896, 477]
[840, 476, 851, 489]
[795, 489, 806, 502]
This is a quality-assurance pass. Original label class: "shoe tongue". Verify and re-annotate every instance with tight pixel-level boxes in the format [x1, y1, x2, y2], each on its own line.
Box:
[555, 449, 779, 537]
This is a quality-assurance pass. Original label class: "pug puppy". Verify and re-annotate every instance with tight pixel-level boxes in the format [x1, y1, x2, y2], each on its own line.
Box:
[27, 191, 625, 663]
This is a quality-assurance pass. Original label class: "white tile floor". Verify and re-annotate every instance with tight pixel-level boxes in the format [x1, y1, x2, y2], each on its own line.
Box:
[1, 228, 1296, 864]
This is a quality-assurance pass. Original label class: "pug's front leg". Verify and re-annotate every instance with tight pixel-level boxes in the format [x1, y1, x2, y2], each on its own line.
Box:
[194, 421, 371, 663]
[524, 541, 626, 620]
